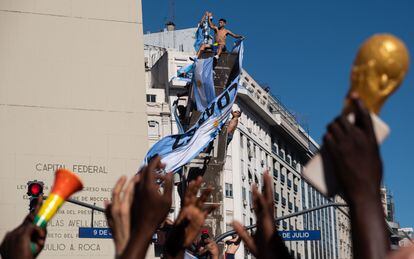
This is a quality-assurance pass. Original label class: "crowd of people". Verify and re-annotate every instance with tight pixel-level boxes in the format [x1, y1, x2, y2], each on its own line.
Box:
[1, 94, 413, 259]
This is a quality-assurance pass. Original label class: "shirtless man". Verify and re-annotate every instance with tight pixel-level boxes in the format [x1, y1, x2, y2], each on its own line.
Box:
[197, 12, 243, 59]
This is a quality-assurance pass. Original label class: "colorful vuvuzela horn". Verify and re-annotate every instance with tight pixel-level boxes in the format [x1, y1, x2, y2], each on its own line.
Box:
[34, 169, 83, 228]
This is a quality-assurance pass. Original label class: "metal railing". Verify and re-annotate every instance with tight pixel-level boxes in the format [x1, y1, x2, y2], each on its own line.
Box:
[214, 202, 348, 242]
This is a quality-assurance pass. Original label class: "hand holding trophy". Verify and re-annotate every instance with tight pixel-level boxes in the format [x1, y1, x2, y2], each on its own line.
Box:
[303, 34, 410, 196]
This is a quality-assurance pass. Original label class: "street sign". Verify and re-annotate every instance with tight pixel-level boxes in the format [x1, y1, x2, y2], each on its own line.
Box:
[78, 228, 112, 239]
[278, 230, 321, 241]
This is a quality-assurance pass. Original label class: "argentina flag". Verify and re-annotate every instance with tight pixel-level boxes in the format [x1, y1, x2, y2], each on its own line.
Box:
[193, 26, 204, 52]
[142, 41, 244, 173]
[193, 57, 216, 111]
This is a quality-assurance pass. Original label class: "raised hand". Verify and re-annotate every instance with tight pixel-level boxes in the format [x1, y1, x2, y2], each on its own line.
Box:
[233, 172, 292, 259]
[165, 177, 217, 258]
[120, 156, 173, 259]
[205, 238, 219, 259]
[323, 93, 388, 259]
[105, 175, 138, 256]
[178, 177, 216, 246]
[324, 93, 383, 204]
[0, 202, 47, 259]
[130, 156, 173, 232]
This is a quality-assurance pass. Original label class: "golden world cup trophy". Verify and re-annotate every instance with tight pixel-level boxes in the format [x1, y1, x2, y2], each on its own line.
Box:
[303, 34, 410, 196]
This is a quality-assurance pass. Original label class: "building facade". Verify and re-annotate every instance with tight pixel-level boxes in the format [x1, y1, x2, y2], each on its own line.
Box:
[143, 26, 352, 258]
[0, 1, 148, 258]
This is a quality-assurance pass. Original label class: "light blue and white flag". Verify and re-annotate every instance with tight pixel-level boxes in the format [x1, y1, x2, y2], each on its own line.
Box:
[173, 63, 194, 84]
[194, 26, 204, 52]
[177, 63, 194, 76]
[193, 57, 216, 112]
[172, 101, 185, 134]
[142, 41, 244, 173]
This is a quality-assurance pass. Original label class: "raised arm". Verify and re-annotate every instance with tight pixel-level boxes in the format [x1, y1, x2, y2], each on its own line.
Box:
[207, 14, 218, 31]
[323, 93, 389, 259]
[227, 30, 243, 39]
[199, 12, 208, 25]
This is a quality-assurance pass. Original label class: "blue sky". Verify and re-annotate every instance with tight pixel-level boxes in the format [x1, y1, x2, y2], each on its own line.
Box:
[142, 0, 414, 227]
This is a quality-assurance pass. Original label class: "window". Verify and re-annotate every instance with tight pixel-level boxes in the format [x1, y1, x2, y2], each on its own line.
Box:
[282, 197, 286, 206]
[280, 149, 285, 160]
[240, 133, 244, 148]
[148, 121, 159, 137]
[273, 168, 279, 178]
[287, 155, 292, 165]
[242, 187, 246, 201]
[240, 161, 245, 179]
[253, 144, 257, 158]
[282, 220, 287, 229]
[146, 94, 156, 103]
[280, 172, 285, 183]
[275, 192, 280, 202]
[247, 142, 253, 161]
[225, 183, 233, 198]
[272, 143, 279, 155]
[287, 179, 292, 189]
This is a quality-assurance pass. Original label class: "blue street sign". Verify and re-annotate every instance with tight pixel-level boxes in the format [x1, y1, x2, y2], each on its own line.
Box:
[278, 230, 321, 241]
[79, 228, 112, 239]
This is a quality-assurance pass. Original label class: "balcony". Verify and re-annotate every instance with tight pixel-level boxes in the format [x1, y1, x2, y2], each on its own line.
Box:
[238, 85, 315, 152]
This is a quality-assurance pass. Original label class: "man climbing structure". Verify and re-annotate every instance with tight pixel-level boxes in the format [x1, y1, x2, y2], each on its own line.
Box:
[197, 12, 244, 59]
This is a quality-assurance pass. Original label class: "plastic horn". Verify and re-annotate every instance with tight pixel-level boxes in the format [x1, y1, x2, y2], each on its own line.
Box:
[34, 169, 83, 228]
[30, 169, 83, 254]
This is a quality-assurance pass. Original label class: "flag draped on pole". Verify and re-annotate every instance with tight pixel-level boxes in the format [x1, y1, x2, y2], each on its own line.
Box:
[172, 101, 185, 134]
[142, 41, 244, 173]
[193, 57, 216, 111]
[194, 26, 204, 52]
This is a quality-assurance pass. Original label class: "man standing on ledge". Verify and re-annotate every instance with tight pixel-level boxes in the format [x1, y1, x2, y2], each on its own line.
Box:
[197, 12, 244, 59]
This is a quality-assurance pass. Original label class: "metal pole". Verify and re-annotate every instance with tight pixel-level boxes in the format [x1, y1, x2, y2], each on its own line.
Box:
[66, 198, 106, 213]
[42, 196, 105, 212]
[91, 202, 96, 228]
[214, 202, 348, 242]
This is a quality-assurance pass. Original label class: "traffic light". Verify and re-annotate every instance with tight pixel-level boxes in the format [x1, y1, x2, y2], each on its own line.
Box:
[27, 180, 44, 212]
